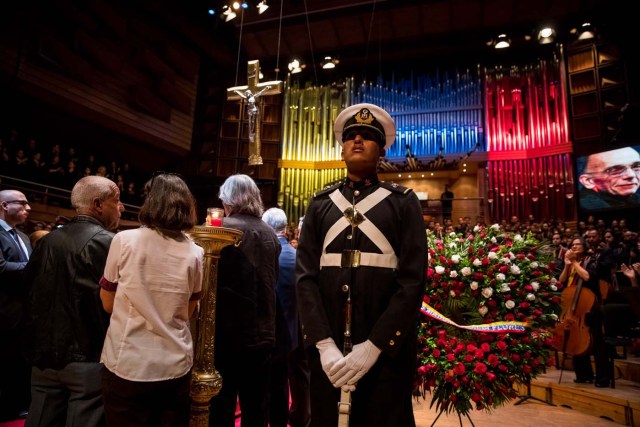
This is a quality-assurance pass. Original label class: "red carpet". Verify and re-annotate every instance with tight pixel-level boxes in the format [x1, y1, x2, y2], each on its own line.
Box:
[0, 420, 25, 427]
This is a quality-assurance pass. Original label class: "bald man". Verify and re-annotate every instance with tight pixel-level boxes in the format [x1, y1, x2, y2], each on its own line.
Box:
[578, 146, 640, 210]
[0, 189, 32, 421]
[23, 176, 123, 427]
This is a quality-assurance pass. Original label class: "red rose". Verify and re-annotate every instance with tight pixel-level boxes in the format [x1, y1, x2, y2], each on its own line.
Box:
[474, 349, 485, 359]
[523, 365, 532, 374]
[516, 253, 525, 260]
[474, 362, 488, 374]
[447, 354, 456, 362]
[481, 343, 490, 352]
[453, 362, 466, 376]
[496, 341, 507, 351]
[471, 393, 482, 402]
[511, 354, 521, 363]
[487, 354, 499, 367]
[432, 349, 441, 357]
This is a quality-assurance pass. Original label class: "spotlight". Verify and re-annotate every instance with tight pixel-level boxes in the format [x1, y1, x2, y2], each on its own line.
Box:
[288, 59, 303, 74]
[537, 27, 556, 44]
[577, 22, 595, 40]
[221, 5, 236, 21]
[321, 56, 338, 69]
[257, 0, 269, 14]
[208, 9, 215, 15]
[494, 34, 510, 49]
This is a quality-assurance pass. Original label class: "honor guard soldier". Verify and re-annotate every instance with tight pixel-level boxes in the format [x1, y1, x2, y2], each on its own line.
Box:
[296, 103, 427, 427]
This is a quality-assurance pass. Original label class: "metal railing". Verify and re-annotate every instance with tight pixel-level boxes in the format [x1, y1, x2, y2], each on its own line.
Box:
[0, 174, 141, 222]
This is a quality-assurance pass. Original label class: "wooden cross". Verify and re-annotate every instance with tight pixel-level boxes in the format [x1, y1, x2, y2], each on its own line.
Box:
[227, 60, 283, 166]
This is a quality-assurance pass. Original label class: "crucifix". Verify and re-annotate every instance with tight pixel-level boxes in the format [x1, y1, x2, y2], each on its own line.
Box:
[227, 60, 283, 166]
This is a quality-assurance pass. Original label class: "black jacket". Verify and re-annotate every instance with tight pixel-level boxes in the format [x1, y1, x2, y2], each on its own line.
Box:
[215, 214, 280, 352]
[24, 216, 114, 369]
[0, 227, 32, 330]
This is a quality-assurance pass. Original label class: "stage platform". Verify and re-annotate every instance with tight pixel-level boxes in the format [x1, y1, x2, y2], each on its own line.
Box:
[413, 355, 640, 427]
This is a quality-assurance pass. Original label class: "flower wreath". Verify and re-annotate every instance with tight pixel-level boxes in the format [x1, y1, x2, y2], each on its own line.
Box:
[415, 224, 563, 419]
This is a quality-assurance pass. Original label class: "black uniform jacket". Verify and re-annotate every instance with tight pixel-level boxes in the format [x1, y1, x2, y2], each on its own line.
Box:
[296, 178, 427, 356]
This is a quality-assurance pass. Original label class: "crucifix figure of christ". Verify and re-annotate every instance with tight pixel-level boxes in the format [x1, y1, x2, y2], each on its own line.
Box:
[227, 60, 283, 165]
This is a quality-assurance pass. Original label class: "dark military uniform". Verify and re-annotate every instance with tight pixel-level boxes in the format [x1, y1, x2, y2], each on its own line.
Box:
[296, 176, 427, 427]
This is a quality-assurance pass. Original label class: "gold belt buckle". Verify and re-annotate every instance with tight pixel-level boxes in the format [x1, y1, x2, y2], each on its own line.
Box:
[341, 250, 361, 268]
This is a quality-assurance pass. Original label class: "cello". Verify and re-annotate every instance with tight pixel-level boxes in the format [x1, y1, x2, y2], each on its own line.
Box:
[552, 255, 596, 363]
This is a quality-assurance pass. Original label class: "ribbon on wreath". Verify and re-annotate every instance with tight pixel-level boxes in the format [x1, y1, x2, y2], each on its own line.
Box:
[421, 302, 529, 333]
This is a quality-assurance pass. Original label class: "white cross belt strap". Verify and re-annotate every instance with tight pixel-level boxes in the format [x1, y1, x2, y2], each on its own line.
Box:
[320, 188, 398, 270]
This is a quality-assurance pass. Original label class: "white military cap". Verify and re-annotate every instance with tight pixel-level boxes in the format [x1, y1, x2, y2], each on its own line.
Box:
[334, 103, 396, 150]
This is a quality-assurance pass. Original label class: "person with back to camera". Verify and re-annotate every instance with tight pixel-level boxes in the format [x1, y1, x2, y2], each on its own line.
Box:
[296, 103, 427, 426]
[23, 176, 123, 427]
[262, 207, 311, 427]
[209, 174, 280, 427]
[99, 172, 204, 427]
[578, 146, 640, 210]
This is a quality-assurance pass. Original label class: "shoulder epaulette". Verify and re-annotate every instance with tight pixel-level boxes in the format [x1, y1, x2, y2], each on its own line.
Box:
[313, 182, 342, 198]
[380, 181, 413, 195]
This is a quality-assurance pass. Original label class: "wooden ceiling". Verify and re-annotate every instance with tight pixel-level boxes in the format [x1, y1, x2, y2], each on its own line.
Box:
[218, 0, 609, 79]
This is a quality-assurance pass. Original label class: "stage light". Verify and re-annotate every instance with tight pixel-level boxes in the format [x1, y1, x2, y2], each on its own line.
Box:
[208, 9, 215, 15]
[288, 59, 303, 74]
[577, 22, 595, 40]
[221, 5, 236, 21]
[321, 56, 338, 69]
[494, 34, 510, 49]
[537, 27, 556, 44]
[257, 1, 269, 14]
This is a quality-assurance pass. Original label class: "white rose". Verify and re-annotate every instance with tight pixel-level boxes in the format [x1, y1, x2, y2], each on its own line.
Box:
[449, 242, 457, 249]
[449, 270, 458, 278]
[488, 252, 497, 260]
[509, 252, 516, 259]
[502, 257, 511, 264]
[510, 265, 520, 274]
[473, 258, 482, 267]
[514, 234, 523, 241]
[479, 306, 489, 316]
[435, 266, 445, 274]
[500, 283, 510, 293]
[491, 224, 500, 231]
[470, 281, 479, 290]
[491, 237, 497, 243]
[449, 231, 456, 238]
[461, 267, 472, 276]
[450, 290, 456, 297]
[531, 282, 540, 291]
[505, 300, 516, 309]
[530, 261, 538, 269]
[481, 287, 493, 298]
[496, 273, 506, 281]
[451, 255, 460, 264]
[526, 293, 536, 301]
[550, 284, 558, 291]
[549, 313, 558, 321]
[473, 225, 481, 232]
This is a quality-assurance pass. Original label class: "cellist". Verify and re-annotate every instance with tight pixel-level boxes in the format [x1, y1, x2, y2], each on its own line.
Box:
[559, 237, 611, 387]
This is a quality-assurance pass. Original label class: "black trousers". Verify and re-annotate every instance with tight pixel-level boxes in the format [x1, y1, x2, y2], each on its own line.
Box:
[210, 348, 271, 427]
[268, 345, 310, 427]
[572, 309, 610, 384]
[102, 368, 191, 427]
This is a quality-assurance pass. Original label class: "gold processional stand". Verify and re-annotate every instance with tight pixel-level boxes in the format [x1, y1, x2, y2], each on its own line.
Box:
[186, 225, 243, 427]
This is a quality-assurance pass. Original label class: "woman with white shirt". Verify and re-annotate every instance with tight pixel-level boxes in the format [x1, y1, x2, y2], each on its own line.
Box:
[99, 172, 204, 427]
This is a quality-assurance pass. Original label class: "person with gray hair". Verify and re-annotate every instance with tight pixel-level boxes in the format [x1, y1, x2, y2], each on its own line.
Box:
[218, 173, 265, 218]
[209, 174, 281, 427]
[23, 175, 123, 427]
[262, 208, 311, 427]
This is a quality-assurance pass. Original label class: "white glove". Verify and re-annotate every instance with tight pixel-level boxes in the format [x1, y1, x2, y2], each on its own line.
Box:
[316, 338, 344, 380]
[328, 340, 381, 387]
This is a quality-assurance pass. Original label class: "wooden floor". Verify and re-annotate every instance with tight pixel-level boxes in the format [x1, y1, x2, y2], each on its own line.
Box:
[414, 355, 640, 427]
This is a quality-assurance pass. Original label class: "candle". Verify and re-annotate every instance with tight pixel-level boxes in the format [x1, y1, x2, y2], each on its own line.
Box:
[207, 207, 224, 227]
